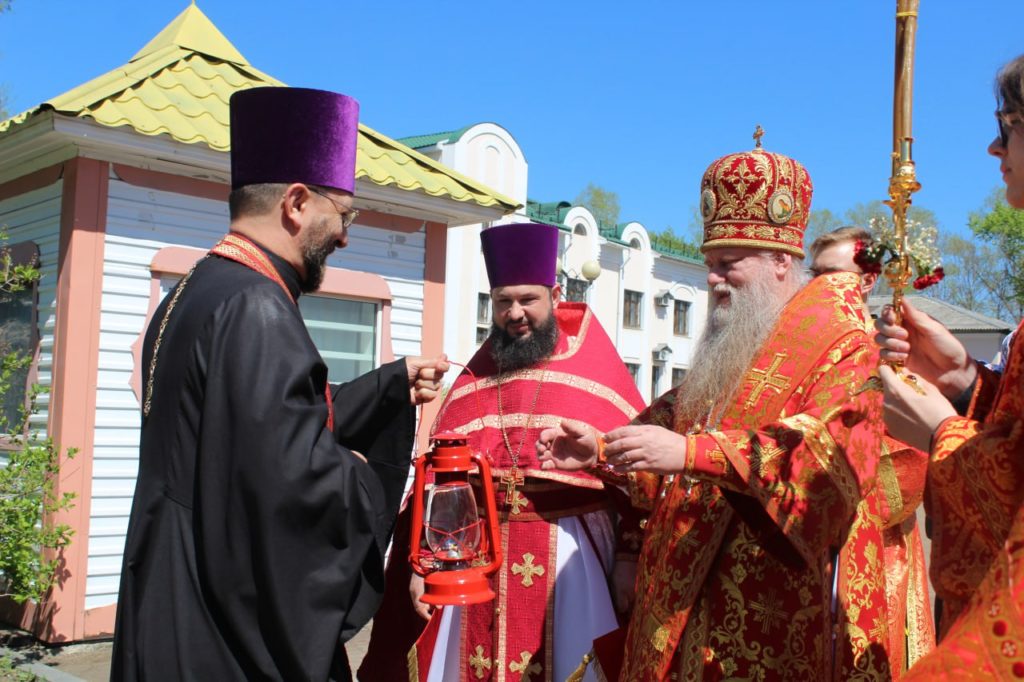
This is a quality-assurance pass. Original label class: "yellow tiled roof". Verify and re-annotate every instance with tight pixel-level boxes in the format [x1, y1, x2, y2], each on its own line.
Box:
[0, 4, 517, 212]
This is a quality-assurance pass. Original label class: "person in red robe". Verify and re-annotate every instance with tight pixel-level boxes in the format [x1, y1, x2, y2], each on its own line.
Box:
[878, 53, 1024, 680]
[809, 226, 936, 677]
[540, 135, 892, 680]
[359, 223, 647, 682]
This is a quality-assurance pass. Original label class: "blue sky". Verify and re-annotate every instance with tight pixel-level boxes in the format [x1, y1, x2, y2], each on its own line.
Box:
[1, 1, 1021, 240]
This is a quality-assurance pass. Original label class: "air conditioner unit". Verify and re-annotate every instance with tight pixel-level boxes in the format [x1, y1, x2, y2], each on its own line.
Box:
[655, 291, 673, 308]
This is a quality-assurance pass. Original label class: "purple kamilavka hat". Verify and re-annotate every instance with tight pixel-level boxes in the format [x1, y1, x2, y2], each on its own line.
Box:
[481, 223, 559, 288]
[229, 87, 360, 192]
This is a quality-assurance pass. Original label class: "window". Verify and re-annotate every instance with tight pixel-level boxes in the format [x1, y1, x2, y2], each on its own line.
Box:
[476, 292, 492, 344]
[145, 247, 395, 403]
[573, 223, 587, 236]
[651, 364, 663, 402]
[566, 277, 588, 303]
[625, 362, 641, 387]
[299, 295, 378, 383]
[673, 300, 691, 336]
[0, 243, 39, 433]
[672, 368, 687, 387]
[623, 290, 642, 329]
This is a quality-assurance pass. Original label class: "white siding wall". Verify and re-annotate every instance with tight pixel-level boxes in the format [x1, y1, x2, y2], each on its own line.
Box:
[86, 178, 426, 610]
[0, 181, 62, 435]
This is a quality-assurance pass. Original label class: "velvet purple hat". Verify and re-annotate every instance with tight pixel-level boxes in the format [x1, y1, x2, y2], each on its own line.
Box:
[229, 87, 360, 192]
[481, 223, 559, 288]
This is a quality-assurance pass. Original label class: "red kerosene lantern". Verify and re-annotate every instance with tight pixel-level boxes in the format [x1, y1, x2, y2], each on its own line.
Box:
[408, 432, 502, 605]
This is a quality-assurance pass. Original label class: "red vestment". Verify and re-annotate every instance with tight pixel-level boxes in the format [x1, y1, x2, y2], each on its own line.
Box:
[617, 273, 891, 681]
[902, 319, 1024, 680]
[359, 303, 645, 682]
[875, 435, 934, 678]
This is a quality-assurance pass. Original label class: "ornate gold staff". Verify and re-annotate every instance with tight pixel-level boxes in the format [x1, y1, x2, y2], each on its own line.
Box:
[884, 0, 921, 331]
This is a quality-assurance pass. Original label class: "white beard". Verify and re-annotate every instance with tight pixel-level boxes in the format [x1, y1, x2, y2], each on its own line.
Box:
[673, 275, 788, 430]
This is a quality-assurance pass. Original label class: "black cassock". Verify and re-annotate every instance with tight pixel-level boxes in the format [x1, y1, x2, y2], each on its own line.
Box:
[111, 246, 413, 681]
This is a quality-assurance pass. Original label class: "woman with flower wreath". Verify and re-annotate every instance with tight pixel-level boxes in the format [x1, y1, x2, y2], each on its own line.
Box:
[877, 54, 1024, 679]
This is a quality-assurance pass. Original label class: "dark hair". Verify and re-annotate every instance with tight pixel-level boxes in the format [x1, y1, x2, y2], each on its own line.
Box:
[228, 183, 288, 220]
[997, 54, 1024, 116]
[808, 225, 873, 260]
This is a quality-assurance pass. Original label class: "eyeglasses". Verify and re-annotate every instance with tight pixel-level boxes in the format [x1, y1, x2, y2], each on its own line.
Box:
[310, 187, 360, 228]
[996, 110, 1024, 147]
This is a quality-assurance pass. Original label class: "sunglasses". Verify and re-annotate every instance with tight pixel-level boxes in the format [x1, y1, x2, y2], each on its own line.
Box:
[310, 187, 360, 229]
[996, 110, 1024, 148]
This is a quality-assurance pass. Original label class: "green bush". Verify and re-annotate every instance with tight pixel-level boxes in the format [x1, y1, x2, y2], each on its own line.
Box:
[0, 234, 76, 604]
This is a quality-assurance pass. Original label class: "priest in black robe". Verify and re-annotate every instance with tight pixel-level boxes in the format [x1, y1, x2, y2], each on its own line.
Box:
[111, 87, 449, 681]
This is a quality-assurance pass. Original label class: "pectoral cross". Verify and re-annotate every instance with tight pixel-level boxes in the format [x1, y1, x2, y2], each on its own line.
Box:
[502, 467, 524, 500]
[508, 490, 528, 515]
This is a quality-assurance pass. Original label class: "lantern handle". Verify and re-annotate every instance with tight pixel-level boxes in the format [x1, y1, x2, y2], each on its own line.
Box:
[472, 452, 503, 575]
[408, 454, 432, 577]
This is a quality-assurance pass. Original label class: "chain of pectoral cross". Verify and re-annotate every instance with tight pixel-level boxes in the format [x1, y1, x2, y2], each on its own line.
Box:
[496, 361, 550, 503]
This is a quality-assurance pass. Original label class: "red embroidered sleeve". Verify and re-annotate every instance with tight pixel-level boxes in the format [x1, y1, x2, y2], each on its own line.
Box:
[927, 408, 1024, 630]
[684, 341, 883, 566]
[968, 363, 1001, 420]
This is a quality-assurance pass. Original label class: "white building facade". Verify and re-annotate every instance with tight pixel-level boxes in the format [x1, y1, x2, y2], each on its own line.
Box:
[400, 124, 710, 403]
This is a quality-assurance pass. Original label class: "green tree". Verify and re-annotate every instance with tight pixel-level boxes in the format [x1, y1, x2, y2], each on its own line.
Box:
[933, 234, 1013, 319]
[0, 236, 76, 605]
[805, 208, 845, 247]
[842, 200, 938, 234]
[574, 183, 620, 228]
[964, 187, 1024, 320]
[649, 226, 702, 260]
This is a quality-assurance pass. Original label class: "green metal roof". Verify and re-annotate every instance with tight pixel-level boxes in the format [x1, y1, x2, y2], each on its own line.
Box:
[525, 199, 572, 226]
[524, 199, 702, 264]
[396, 125, 475, 149]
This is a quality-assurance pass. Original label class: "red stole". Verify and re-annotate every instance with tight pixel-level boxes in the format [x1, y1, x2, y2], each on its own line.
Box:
[409, 303, 645, 682]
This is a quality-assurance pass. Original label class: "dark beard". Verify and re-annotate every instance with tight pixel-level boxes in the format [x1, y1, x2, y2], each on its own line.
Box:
[488, 313, 559, 372]
[299, 215, 335, 293]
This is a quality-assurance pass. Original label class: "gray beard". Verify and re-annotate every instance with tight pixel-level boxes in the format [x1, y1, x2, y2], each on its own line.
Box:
[673, 276, 787, 430]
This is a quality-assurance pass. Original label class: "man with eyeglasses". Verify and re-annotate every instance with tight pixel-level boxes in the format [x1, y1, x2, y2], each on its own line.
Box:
[111, 87, 449, 682]
[877, 54, 1024, 679]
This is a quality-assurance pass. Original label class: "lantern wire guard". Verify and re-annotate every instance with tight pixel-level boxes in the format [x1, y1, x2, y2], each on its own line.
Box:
[408, 363, 503, 605]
